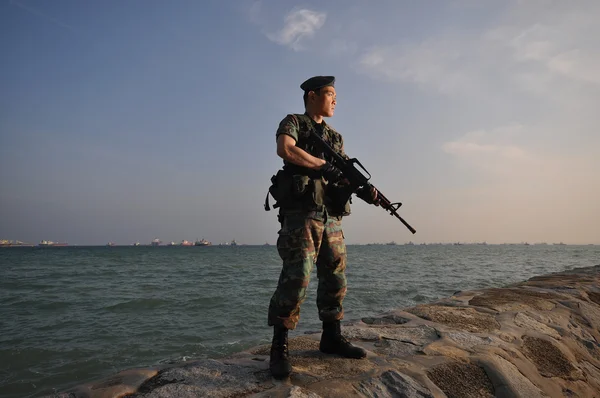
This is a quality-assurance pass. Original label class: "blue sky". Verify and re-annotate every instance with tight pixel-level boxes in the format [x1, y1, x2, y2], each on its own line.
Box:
[1, 0, 598, 245]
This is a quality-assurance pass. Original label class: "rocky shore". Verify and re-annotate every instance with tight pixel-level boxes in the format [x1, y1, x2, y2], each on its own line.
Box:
[47, 265, 600, 398]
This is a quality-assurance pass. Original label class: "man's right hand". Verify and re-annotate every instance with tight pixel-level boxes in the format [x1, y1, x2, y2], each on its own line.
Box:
[320, 162, 344, 183]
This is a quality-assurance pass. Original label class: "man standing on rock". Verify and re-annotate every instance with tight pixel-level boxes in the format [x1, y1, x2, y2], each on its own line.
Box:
[266, 76, 379, 379]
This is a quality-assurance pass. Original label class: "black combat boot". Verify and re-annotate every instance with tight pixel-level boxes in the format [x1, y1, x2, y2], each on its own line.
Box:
[269, 325, 292, 379]
[320, 320, 367, 359]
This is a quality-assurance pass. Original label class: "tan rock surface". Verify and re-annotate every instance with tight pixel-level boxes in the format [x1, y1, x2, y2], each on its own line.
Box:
[45, 265, 600, 398]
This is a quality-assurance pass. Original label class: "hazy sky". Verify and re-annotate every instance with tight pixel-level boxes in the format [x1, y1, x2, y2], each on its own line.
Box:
[1, 0, 598, 245]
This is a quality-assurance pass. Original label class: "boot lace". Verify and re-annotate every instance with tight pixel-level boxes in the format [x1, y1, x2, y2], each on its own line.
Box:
[338, 334, 352, 348]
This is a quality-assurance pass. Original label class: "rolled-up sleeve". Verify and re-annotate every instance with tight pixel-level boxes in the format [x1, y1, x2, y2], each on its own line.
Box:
[276, 114, 299, 143]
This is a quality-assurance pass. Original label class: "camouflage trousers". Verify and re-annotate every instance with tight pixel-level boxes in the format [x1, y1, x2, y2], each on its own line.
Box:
[268, 213, 347, 330]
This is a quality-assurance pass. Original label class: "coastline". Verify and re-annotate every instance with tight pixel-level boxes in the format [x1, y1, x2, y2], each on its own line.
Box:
[45, 264, 600, 398]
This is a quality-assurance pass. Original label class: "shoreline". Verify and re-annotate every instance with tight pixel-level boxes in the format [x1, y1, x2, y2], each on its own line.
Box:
[2, 243, 598, 248]
[46, 264, 600, 397]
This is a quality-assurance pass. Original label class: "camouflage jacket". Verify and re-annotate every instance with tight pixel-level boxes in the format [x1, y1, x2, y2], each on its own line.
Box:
[275, 113, 351, 218]
[276, 113, 347, 169]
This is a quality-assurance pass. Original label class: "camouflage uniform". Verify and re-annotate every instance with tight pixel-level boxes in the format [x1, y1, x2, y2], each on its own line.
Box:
[268, 113, 351, 330]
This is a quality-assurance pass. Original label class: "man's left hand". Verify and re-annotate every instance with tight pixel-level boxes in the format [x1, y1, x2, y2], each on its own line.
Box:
[370, 187, 380, 206]
[356, 186, 380, 206]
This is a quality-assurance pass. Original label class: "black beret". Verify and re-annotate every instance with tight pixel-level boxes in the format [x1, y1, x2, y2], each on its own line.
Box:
[300, 76, 335, 92]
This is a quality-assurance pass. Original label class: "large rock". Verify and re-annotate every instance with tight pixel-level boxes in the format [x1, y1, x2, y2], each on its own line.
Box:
[45, 265, 600, 398]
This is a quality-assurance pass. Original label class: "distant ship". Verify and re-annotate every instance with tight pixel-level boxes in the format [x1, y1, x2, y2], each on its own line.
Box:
[180, 240, 194, 246]
[0, 240, 34, 247]
[132, 242, 141, 246]
[167, 241, 176, 246]
[195, 238, 211, 246]
[150, 238, 161, 247]
[106, 242, 116, 247]
[39, 240, 68, 247]
[218, 239, 238, 246]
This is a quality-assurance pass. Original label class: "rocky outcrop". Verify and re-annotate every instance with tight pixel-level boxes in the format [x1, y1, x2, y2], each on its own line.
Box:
[47, 265, 600, 398]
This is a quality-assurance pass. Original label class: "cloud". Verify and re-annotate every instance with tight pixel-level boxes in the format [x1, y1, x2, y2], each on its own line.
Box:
[439, 120, 599, 242]
[443, 141, 527, 159]
[546, 50, 600, 85]
[358, 39, 472, 94]
[442, 124, 535, 178]
[442, 119, 599, 226]
[266, 8, 326, 51]
[496, 20, 600, 87]
[356, 2, 600, 97]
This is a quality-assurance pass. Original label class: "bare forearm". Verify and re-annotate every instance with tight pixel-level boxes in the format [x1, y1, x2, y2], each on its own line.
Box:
[278, 144, 325, 170]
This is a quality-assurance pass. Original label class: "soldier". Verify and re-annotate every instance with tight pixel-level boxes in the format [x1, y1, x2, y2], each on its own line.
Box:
[267, 76, 378, 379]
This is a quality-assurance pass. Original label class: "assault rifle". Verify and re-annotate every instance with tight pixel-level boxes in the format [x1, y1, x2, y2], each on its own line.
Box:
[310, 130, 416, 234]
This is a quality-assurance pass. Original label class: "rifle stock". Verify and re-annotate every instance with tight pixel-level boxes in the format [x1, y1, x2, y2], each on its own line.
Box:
[309, 130, 416, 234]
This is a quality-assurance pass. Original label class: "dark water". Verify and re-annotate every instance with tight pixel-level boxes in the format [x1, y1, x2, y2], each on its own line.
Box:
[1, 244, 598, 397]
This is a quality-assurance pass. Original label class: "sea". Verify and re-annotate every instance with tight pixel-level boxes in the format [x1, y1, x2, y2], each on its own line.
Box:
[1, 244, 598, 398]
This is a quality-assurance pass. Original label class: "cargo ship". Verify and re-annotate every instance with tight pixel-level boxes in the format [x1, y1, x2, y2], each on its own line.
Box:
[194, 238, 211, 246]
[150, 238, 161, 247]
[180, 240, 194, 246]
[39, 240, 68, 247]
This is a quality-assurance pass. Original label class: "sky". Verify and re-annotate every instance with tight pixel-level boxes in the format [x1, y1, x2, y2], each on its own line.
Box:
[1, 0, 599, 245]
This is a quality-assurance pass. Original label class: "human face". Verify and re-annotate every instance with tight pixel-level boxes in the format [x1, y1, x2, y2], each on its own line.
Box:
[312, 86, 336, 117]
